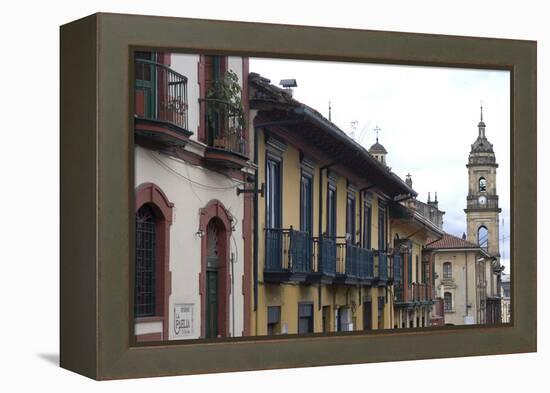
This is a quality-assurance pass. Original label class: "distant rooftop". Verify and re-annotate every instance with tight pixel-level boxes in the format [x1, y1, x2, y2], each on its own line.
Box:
[426, 233, 479, 250]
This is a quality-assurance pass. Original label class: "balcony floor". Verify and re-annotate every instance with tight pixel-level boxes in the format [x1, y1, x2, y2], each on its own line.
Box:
[135, 117, 193, 147]
[203, 146, 248, 169]
[264, 270, 308, 284]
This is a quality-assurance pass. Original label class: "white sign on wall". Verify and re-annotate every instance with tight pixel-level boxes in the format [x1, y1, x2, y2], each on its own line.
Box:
[174, 303, 194, 337]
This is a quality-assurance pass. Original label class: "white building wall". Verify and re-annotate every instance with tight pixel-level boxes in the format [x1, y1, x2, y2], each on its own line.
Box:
[171, 53, 201, 141]
[134, 52, 249, 340]
[228, 56, 244, 91]
[135, 145, 245, 340]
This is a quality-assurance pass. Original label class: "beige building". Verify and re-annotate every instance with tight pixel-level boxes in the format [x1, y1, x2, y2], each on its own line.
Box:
[501, 273, 511, 323]
[427, 234, 495, 325]
[428, 106, 503, 326]
[390, 204, 443, 328]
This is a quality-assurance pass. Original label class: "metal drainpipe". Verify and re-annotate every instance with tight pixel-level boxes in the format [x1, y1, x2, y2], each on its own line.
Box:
[231, 252, 235, 336]
[465, 251, 469, 320]
[319, 167, 324, 238]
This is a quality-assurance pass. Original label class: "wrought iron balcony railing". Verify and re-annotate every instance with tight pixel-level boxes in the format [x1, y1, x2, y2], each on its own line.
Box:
[264, 231, 383, 285]
[203, 98, 246, 156]
[264, 228, 311, 276]
[373, 251, 388, 283]
[358, 247, 374, 281]
[395, 284, 412, 304]
[391, 253, 402, 284]
[312, 237, 337, 277]
[395, 282, 432, 304]
[334, 242, 376, 283]
[135, 58, 189, 131]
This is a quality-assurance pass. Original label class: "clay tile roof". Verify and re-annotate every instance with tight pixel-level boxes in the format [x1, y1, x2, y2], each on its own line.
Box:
[426, 232, 479, 249]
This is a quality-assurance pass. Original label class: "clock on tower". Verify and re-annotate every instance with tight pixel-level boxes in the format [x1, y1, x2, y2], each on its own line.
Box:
[464, 105, 501, 257]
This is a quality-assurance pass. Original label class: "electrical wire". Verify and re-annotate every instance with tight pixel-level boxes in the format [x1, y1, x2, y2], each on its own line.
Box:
[148, 150, 244, 190]
[165, 153, 248, 187]
[167, 150, 246, 187]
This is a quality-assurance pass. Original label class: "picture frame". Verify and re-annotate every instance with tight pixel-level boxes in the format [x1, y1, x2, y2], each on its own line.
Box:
[60, 12, 537, 380]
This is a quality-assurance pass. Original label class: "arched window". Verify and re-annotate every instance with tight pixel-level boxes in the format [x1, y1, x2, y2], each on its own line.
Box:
[135, 204, 157, 317]
[443, 262, 452, 279]
[134, 183, 173, 342]
[479, 177, 487, 192]
[444, 292, 453, 312]
[478, 226, 489, 250]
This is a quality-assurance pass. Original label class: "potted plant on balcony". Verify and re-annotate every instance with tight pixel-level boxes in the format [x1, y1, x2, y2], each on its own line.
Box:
[205, 70, 246, 153]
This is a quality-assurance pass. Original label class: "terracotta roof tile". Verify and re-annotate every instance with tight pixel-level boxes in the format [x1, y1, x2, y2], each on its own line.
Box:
[426, 233, 479, 249]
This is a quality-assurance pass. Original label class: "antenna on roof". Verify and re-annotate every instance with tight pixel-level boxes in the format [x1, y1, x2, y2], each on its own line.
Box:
[350, 121, 358, 140]
[328, 100, 332, 121]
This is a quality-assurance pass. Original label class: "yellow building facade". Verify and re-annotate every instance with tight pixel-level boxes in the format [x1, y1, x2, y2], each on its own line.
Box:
[248, 73, 415, 336]
[389, 200, 444, 329]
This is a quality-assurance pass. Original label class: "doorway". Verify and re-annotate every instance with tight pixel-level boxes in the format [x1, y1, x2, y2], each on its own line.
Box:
[205, 218, 228, 338]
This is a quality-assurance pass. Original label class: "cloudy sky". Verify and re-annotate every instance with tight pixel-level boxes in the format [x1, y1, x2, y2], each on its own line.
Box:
[250, 57, 510, 273]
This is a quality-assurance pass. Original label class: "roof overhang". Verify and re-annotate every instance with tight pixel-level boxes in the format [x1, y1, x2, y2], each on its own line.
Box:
[249, 76, 416, 200]
[389, 202, 444, 238]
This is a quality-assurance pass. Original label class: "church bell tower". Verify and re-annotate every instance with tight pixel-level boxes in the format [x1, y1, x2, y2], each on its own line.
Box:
[464, 105, 501, 257]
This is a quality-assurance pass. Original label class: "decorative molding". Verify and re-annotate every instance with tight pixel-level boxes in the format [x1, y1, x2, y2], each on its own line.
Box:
[347, 181, 359, 195]
[300, 154, 316, 175]
[265, 134, 287, 155]
[327, 170, 338, 185]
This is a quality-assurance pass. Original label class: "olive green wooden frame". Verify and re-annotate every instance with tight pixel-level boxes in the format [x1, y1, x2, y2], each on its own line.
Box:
[60, 12, 537, 380]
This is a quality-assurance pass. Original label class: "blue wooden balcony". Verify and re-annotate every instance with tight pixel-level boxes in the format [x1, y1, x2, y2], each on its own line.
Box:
[306, 237, 336, 284]
[327, 243, 375, 286]
[264, 227, 311, 283]
[358, 247, 374, 285]
[373, 251, 388, 286]
[390, 253, 402, 285]
[334, 243, 361, 285]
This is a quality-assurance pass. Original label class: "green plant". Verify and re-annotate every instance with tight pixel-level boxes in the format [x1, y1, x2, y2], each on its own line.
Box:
[205, 70, 246, 130]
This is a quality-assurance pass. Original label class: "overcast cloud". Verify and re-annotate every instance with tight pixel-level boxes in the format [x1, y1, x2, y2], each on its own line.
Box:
[250, 58, 510, 273]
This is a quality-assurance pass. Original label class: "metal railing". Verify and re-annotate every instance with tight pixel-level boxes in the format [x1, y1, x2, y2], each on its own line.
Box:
[374, 251, 388, 282]
[135, 58, 188, 130]
[395, 284, 413, 303]
[336, 243, 374, 280]
[412, 283, 430, 302]
[358, 247, 374, 281]
[312, 237, 336, 276]
[203, 98, 246, 155]
[264, 231, 383, 283]
[391, 253, 402, 284]
[265, 228, 311, 273]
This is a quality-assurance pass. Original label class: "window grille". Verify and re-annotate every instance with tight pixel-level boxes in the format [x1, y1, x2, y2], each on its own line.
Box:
[135, 205, 156, 317]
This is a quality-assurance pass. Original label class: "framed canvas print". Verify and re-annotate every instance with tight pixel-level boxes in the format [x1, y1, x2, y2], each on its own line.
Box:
[60, 13, 537, 380]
